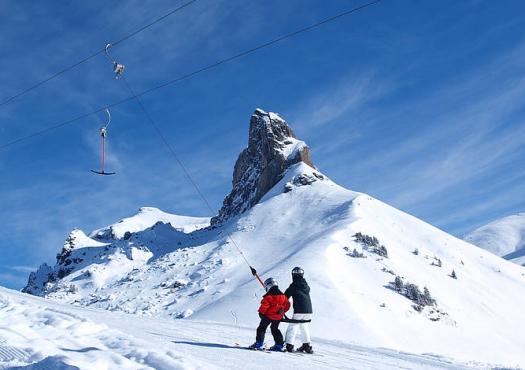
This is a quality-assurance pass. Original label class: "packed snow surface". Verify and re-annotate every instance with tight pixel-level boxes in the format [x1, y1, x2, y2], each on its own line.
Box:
[23, 163, 525, 368]
[465, 213, 525, 266]
[0, 287, 494, 369]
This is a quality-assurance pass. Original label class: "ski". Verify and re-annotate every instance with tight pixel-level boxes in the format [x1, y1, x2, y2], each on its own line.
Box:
[233, 343, 271, 353]
[283, 350, 324, 357]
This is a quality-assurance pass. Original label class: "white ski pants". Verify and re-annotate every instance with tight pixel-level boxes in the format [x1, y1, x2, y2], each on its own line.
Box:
[285, 313, 312, 345]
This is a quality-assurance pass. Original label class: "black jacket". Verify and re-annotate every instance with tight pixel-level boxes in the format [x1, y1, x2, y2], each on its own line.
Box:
[284, 276, 313, 314]
[265, 285, 284, 296]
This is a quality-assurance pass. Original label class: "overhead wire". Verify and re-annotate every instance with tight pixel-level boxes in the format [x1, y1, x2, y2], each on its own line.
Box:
[0, 0, 382, 151]
[120, 76, 263, 286]
[0, 0, 197, 109]
[110, 0, 197, 48]
[131, 0, 383, 99]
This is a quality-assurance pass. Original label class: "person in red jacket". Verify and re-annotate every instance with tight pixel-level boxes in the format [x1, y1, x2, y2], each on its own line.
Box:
[249, 277, 290, 351]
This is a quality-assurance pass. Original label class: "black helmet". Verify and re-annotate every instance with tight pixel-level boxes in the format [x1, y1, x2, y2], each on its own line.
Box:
[292, 266, 304, 277]
[264, 277, 278, 291]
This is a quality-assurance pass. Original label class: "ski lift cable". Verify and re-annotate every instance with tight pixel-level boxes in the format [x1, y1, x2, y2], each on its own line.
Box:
[0, 0, 198, 109]
[137, 0, 383, 97]
[120, 76, 265, 287]
[0, 0, 382, 152]
[109, 0, 197, 48]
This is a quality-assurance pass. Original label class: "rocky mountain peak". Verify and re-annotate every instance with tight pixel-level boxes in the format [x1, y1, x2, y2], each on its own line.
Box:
[56, 229, 85, 264]
[211, 108, 313, 225]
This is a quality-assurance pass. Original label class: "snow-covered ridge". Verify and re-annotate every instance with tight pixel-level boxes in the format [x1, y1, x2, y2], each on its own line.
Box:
[67, 228, 108, 248]
[23, 207, 210, 296]
[90, 207, 210, 239]
[465, 212, 525, 266]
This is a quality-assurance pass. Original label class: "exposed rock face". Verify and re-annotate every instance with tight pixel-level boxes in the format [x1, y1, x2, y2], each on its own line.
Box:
[284, 172, 325, 193]
[211, 108, 314, 225]
[22, 263, 53, 295]
[56, 229, 81, 265]
[23, 229, 92, 294]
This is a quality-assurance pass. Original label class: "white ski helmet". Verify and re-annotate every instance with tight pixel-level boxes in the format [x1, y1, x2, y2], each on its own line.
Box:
[264, 277, 278, 291]
[292, 266, 304, 277]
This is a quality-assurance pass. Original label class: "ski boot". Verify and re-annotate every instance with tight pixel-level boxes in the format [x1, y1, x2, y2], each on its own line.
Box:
[297, 343, 313, 354]
[285, 343, 295, 353]
[248, 341, 264, 350]
[269, 343, 285, 352]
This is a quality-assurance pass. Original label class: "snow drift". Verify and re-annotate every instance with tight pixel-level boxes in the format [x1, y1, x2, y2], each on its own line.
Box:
[22, 109, 525, 367]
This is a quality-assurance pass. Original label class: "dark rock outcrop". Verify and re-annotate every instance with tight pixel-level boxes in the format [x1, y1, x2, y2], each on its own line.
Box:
[56, 230, 78, 264]
[211, 108, 314, 225]
[23, 229, 86, 295]
[22, 263, 53, 295]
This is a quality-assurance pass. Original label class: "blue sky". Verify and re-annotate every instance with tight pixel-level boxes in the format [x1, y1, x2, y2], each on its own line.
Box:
[1, 0, 524, 289]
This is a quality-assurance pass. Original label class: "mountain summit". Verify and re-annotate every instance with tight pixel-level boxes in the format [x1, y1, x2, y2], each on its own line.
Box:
[22, 109, 525, 367]
[465, 212, 525, 266]
[212, 108, 313, 225]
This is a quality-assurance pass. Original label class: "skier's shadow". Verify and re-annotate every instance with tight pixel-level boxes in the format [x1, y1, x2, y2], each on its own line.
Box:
[172, 340, 239, 350]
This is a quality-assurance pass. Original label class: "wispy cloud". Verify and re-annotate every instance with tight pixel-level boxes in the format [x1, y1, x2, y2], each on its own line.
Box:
[291, 73, 392, 131]
[373, 45, 525, 208]
[287, 36, 525, 236]
[0, 272, 27, 288]
[3, 265, 36, 273]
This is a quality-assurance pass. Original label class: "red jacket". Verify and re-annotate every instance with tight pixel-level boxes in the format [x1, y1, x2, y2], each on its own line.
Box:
[258, 291, 290, 321]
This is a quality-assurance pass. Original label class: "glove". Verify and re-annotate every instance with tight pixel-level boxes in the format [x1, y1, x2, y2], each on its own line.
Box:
[250, 267, 257, 276]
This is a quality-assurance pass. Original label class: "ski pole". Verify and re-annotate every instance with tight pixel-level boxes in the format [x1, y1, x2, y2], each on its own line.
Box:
[250, 266, 265, 288]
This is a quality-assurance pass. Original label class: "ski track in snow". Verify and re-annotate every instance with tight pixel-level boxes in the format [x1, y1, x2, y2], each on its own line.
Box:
[0, 288, 497, 370]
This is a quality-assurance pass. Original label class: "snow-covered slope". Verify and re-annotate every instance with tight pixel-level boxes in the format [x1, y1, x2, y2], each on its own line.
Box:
[0, 287, 201, 369]
[0, 287, 484, 370]
[22, 109, 525, 368]
[465, 213, 525, 266]
[23, 208, 210, 296]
